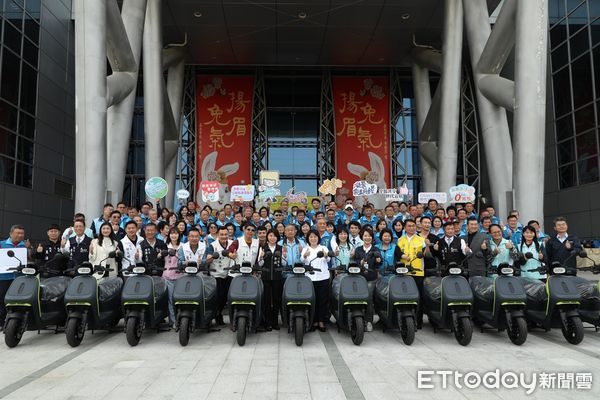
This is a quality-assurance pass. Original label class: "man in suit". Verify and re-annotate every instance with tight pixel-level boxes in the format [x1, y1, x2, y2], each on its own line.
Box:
[545, 216, 582, 275]
[461, 218, 490, 277]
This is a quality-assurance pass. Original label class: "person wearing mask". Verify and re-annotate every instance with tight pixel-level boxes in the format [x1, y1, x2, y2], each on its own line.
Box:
[109, 211, 126, 241]
[487, 224, 518, 276]
[352, 229, 382, 332]
[89, 222, 120, 280]
[33, 224, 65, 275]
[516, 226, 546, 280]
[137, 223, 168, 271]
[545, 217, 582, 275]
[301, 230, 330, 332]
[205, 226, 235, 325]
[257, 229, 286, 330]
[462, 218, 490, 277]
[433, 222, 469, 273]
[90, 203, 114, 238]
[161, 228, 182, 327]
[118, 221, 144, 277]
[0, 225, 30, 330]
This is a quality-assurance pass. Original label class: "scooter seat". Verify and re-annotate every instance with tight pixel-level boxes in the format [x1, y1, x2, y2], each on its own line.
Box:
[98, 277, 123, 303]
[152, 276, 166, 299]
[571, 277, 600, 301]
[40, 276, 71, 302]
[470, 276, 494, 302]
[522, 278, 547, 302]
[423, 277, 442, 302]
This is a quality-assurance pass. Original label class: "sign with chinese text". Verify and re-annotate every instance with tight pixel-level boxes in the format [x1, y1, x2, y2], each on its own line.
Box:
[230, 185, 255, 202]
[200, 180, 221, 202]
[144, 177, 168, 199]
[319, 178, 343, 196]
[418, 192, 448, 204]
[448, 184, 476, 203]
[196, 76, 253, 196]
[333, 77, 391, 190]
[352, 181, 378, 196]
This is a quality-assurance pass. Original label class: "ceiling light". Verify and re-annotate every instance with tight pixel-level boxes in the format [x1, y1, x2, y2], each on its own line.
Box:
[401, 13, 410, 20]
[298, 11, 307, 19]
[193, 11, 202, 18]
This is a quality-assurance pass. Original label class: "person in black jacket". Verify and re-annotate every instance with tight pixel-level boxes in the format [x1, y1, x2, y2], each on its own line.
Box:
[352, 229, 382, 332]
[62, 220, 92, 272]
[33, 224, 66, 276]
[545, 216, 582, 275]
[257, 229, 286, 331]
[136, 223, 168, 272]
[433, 222, 469, 275]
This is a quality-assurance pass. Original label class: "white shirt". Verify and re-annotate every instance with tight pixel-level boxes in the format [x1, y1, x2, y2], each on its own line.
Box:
[179, 241, 206, 263]
[557, 233, 568, 243]
[120, 235, 143, 275]
[301, 245, 330, 281]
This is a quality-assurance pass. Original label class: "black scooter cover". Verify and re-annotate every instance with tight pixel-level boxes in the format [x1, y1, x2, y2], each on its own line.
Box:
[40, 276, 71, 302]
[522, 277, 546, 302]
[423, 277, 442, 302]
[470, 276, 494, 302]
[571, 277, 600, 301]
[152, 276, 166, 299]
[375, 275, 392, 303]
[98, 277, 123, 303]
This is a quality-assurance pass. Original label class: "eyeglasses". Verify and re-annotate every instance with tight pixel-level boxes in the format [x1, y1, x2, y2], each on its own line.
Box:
[246, 228, 256, 232]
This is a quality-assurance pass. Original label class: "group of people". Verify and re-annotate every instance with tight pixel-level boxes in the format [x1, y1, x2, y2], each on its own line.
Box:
[0, 196, 583, 334]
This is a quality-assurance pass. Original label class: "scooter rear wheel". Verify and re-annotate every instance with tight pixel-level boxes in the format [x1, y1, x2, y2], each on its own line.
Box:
[351, 316, 364, 346]
[179, 317, 190, 347]
[454, 317, 473, 346]
[562, 315, 584, 345]
[236, 316, 247, 346]
[400, 314, 416, 345]
[4, 319, 24, 348]
[126, 317, 142, 346]
[507, 317, 528, 346]
[65, 317, 85, 347]
[294, 316, 304, 346]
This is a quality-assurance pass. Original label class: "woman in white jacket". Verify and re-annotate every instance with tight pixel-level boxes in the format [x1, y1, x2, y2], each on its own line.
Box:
[301, 230, 330, 332]
[89, 222, 120, 280]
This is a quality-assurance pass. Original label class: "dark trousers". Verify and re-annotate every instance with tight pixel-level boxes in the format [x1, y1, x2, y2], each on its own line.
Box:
[366, 280, 376, 323]
[262, 279, 283, 327]
[414, 276, 424, 327]
[0, 280, 13, 323]
[313, 280, 329, 324]
[216, 276, 232, 317]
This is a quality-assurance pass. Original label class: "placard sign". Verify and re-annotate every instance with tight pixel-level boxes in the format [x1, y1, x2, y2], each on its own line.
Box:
[144, 177, 168, 199]
[230, 185, 255, 202]
[200, 180, 221, 202]
[352, 181, 378, 196]
[448, 184, 476, 203]
[418, 192, 448, 204]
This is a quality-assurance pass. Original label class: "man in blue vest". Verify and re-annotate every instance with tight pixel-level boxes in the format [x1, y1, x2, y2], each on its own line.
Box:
[1, 225, 30, 331]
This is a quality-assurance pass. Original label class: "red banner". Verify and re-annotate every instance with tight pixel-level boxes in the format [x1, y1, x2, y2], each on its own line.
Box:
[333, 76, 391, 189]
[196, 76, 254, 203]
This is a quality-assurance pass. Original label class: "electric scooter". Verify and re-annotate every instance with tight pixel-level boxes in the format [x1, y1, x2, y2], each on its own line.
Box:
[172, 260, 218, 346]
[422, 259, 474, 346]
[470, 263, 528, 345]
[523, 253, 584, 344]
[63, 252, 123, 347]
[121, 259, 169, 346]
[331, 262, 370, 345]
[571, 251, 600, 330]
[3, 251, 70, 347]
[281, 255, 321, 346]
[374, 254, 422, 345]
[227, 262, 264, 346]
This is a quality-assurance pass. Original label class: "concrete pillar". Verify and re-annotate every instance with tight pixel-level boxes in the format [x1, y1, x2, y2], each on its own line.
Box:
[513, 0, 548, 224]
[463, 0, 514, 219]
[411, 63, 437, 192]
[74, 0, 107, 219]
[164, 59, 185, 209]
[436, 0, 463, 192]
[106, 0, 147, 205]
[143, 0, 164, 191]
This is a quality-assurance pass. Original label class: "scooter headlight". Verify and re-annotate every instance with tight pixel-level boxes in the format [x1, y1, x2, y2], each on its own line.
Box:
[239, 266, 253, 274]
[132, 266, 146, 274]
[500, 267, 514, 275]
[293, 267, 306, 274]
[22, 267, 36, 275]
[77, 267, 92, 275]
[396, 267, 409, 274]
[348, 266, 361, 274]
[448, 267, 462, 275]
[184, 266, 198, 274]
[553, 266, 566, 274]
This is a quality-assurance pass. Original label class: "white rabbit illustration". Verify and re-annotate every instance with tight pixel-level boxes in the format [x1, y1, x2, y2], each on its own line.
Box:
[347, 152, 388, 210]
[196, 151, 239, 208]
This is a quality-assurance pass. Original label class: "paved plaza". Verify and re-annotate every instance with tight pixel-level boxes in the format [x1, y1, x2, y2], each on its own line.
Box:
[0, 312, 599, 400]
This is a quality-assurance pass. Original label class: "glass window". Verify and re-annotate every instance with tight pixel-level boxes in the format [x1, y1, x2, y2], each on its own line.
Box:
[574, 103, 595, 133]
[1, 48, 21, 104]
[16, 136, 33, 162]
[0, 156, 15, 183]
[268, 147, 317, 175]
[559, 163, 577, 188]
[3, 20, 22, 54]
[0, 129, 17, 158]
[576, 130, 598, 158]
[571, 54, 594, 108]
[15, 161, 32, 187]
[558, 138, 575, 164]
[553, 67, 573, 117]
[0, 99, 19, 131]
[577, 156, 599, 184]
[22, 37, 37, 67]
[23, 18, 39, 45]
[18, 110, 34, 139]
[293, 179, 317, 195]
[551, 21, 568, 48]
[549, 0, 567, 21]
[552, 42, 570, 69]
[20, 62, 37, 114]
[556, 113, 574, 141]
[570, 28, 590, 59]
[594, 46, 600, 101]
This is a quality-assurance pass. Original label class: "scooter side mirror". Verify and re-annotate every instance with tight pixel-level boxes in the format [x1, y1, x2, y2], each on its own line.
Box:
[7, 250, 15, 257]
[416, 252, 424, 259]
[317, 251, 324, 258]
[212, 252, 220, 260]
[579, 250, 588, 258]
[108, 251, 117, 258]
[222, 249, 230, 257]
[524, 252, 534, 260]
[168, 249, 177, 257]
[328, 250, 336, 258]
[273, 251, 282, 258]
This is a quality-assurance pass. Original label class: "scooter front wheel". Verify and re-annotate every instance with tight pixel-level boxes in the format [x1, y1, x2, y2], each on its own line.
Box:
[236, 316, 247, 346]
[126, 317, 143, 346]
[454, 317, 473, 346]
[65, 317, 85, 347]
[400, 314, 415, 345]
[507, 316, 527, 346]
[351, 316, 365, 346]
[4, 319, 24, 348]
[179, 317, 191, 347]
[294, 316, 304, 346]
[562, 315, 584, 345]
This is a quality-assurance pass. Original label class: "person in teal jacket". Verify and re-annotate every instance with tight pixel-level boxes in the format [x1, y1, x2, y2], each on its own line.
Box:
[1, 225, 29, 330]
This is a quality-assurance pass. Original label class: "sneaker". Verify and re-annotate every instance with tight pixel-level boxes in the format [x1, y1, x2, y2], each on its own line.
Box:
[366, 322, 373, 332]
